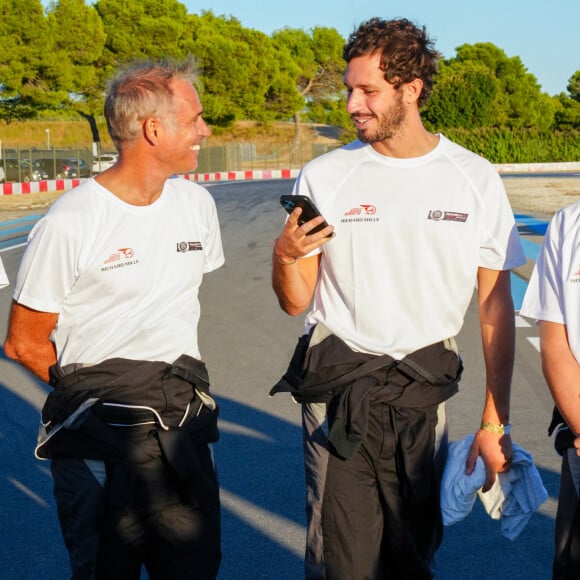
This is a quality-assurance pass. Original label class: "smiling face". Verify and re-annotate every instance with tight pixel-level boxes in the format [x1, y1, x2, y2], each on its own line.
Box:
[161, 77, 211, 173]
[344, 52, 408, 145]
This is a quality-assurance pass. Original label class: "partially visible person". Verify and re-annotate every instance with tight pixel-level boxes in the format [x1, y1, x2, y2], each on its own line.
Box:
[271, 17, 525, 579]
[520, 202, 580, 579]
[4, 57, 224, 579]
[0, 255, 8, 289]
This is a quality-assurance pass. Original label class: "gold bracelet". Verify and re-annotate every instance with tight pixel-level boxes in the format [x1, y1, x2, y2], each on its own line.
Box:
[480, 420, 511, 435]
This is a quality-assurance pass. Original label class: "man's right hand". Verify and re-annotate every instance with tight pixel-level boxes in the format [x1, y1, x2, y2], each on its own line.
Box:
[274, 206, 334, 262]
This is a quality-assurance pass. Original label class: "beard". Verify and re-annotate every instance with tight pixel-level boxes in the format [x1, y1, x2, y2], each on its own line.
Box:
[357, 90, 406, 143]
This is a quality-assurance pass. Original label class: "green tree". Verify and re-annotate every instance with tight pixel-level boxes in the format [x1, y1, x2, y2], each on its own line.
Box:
[553, 94, 580, 129]
[304, 95, 350, 127]
[45, 0, 107, 144]
[0, 0, 50, 120]
[94, 0, 199, 141]
[552, 71, 580, 129]
[96, 0, 194, 63]
[424, 61, 500, 129]
[189, 11, 290, 126]
[568, 70, 580, 102]
[453, 43, 554, 130]
[425, 42, 555, 131]
[272, 26, 345, 139]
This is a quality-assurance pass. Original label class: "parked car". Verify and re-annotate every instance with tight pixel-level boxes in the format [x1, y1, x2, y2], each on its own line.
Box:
[39, 158, 91, 179]
[2, 158, 49, 182]
[92, 152, 119, 173]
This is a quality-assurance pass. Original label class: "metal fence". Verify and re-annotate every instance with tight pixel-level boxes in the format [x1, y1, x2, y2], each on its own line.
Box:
[189, 142, 339, 173]
[1, 141, 340, 183]
[0, 147, 92, 182]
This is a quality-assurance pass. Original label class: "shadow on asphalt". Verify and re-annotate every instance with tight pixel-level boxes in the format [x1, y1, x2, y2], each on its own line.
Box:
[436, 465, 560, 579]
[0, 374, 562, 580]
[0, 378, 306, 579]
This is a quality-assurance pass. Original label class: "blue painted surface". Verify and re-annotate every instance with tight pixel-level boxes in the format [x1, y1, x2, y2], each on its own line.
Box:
[511, 213, 548, 308]
[2, 214, 44, 224]
[0, 236, 28, 250]
[0, 215, 44, 250]
[511, 271, 528, 310]
[514, 213, 548, 236]
[520, 238, 542, 262]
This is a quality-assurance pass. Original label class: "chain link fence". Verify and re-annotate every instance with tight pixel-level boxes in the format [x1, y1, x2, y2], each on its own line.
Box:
[191, 141, 339, 173]
[0, 141, 340, 183]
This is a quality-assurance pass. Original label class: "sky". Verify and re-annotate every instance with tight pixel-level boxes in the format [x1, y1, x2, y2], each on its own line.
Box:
[183, 0, 580, 96]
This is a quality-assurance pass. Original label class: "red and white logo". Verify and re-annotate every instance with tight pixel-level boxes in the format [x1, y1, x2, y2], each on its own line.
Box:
[119, 248, 134, 258]
[344, 204, 377, 216]
[104, 248, 135, 264]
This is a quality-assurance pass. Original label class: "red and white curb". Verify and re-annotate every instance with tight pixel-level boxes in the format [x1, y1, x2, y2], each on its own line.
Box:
[184, 168, 300, 183]
[2, 162, 579, 196]
[0, 168, 301, 196]
[1, 178, 84, 196]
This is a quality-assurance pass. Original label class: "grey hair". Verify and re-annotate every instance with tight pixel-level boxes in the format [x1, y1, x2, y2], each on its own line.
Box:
[104, 56, 200, 148]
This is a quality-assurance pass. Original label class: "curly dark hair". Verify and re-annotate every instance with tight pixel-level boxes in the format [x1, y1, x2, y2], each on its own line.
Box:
[343, 18, 441, 107]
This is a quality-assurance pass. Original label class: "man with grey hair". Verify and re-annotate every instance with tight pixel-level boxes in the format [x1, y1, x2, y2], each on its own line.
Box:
[4, 58, 224, 578]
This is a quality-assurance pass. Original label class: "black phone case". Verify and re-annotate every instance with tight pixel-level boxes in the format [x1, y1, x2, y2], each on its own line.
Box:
[279, 195, 330, 235]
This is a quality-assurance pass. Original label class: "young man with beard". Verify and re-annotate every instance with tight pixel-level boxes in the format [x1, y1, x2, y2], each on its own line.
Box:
[4, 58, 224, 579]
[271, 17, 525, 579]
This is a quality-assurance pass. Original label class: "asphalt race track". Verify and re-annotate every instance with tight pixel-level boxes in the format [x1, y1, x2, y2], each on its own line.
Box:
[0, 178, 562, 579]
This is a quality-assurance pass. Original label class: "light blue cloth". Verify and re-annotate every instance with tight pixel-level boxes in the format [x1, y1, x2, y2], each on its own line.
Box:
[440, 434, 548, 540]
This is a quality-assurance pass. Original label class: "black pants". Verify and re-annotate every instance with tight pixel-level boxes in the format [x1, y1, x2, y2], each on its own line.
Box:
[51, 445, 221, 580]
[320, 402, 446, 580]
[554, 448, 580, 579]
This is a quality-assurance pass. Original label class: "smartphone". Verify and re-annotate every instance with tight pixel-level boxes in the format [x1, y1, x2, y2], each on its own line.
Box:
[279, 194, 331, 236]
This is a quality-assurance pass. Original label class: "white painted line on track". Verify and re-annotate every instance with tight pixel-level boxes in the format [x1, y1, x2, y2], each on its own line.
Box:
[8, 477, 50, 508]
[515, 315, 532, 327]
[218, 419, 276, 442]
[219, 489, 305, 558]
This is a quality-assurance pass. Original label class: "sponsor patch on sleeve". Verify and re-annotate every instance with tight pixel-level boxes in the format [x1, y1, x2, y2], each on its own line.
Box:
[428, 210, 468, 222]
[177, 241, 203, 252]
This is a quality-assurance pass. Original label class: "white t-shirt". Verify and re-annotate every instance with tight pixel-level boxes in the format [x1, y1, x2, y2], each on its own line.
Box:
[295, 135, 525, 358]
[13, 177, 224, 366]
[0, 256, 8, 289]
[520, 202, 580, 363]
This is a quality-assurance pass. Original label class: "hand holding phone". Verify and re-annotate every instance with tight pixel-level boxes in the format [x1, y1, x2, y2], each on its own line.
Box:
[279, 194, 332, 237]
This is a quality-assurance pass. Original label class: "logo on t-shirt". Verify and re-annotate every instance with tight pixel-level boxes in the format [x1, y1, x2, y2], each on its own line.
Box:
[101, 248, 139, 272]
[341, 204, 379, 223]
[570, 269, 580, 283]
[428, 210, 469, 222]
[176, 241, 203, 252]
